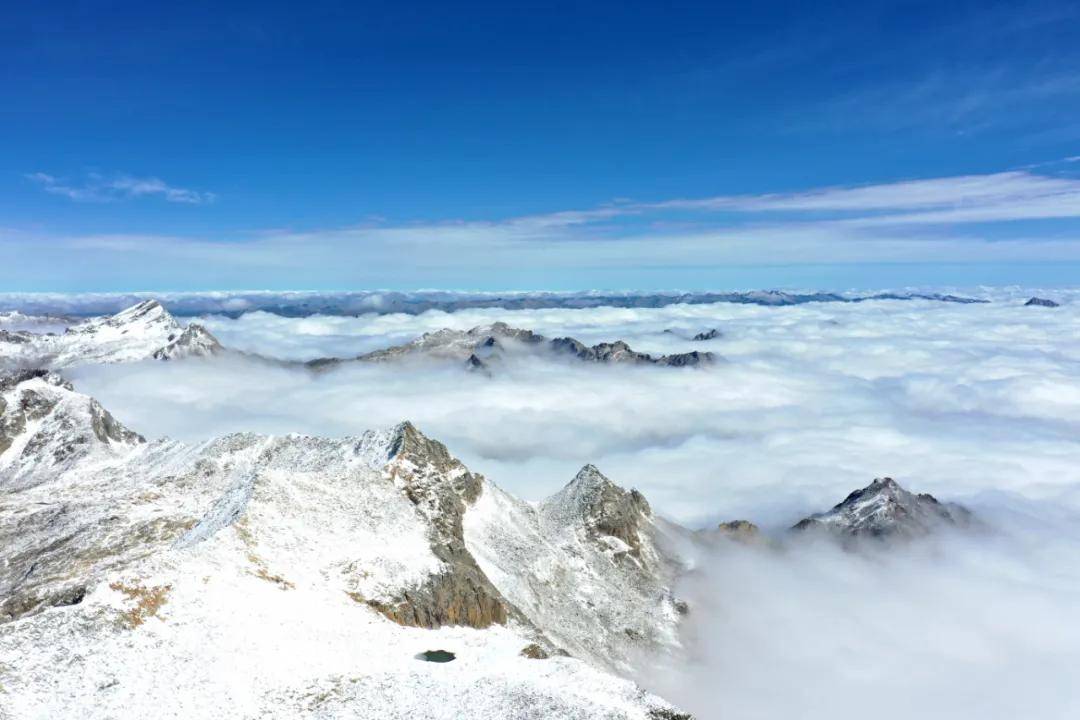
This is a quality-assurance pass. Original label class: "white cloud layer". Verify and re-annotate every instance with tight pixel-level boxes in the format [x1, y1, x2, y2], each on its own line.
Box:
[51, 292, 1080, 718]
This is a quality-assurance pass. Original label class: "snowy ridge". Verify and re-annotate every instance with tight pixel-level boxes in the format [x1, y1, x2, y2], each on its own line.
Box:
[312, 321, 715, 371]
[0, 373, 689, 720]
[465, 464, 685, 673]
[0, 300, 223, 370]
[792, 477, 973, 539]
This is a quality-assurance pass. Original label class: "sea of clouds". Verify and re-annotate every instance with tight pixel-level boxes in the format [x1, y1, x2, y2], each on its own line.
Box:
[54, 291, 1080, 719]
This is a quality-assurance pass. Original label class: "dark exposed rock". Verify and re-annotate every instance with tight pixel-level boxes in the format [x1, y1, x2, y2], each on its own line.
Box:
[715, 520, 762, 543]
[692, 328, 722, 341]
[370, 422, 519, 630]
[520, 643, 549, 659]
[465, 353, 489, 373]
[792, 477, 973, 540]
[1025, 297, 1060, 308]
[0, 583, 87, 623]
[656, 350, 713, 367]
[550, 338, 649, 364]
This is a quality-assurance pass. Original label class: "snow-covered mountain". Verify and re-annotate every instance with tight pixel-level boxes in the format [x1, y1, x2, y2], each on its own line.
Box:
[0, 371, 689, 719]
[310, 321, 716, 371]
[0, 300, 224, 370]
[792, 477, 973, 539]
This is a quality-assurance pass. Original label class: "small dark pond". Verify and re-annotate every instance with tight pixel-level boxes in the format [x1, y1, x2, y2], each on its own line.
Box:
[416, 649, 456, 663]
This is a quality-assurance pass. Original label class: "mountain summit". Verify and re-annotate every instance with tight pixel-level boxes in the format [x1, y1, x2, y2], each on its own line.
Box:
[0, 300, 224, 369]
[792, 477, 973, 539]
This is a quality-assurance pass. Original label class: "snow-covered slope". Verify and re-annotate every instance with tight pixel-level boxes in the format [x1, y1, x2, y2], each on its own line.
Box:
[465, 465, 686, 674]
[792, 477, 973, 539]
[0, 300, 224, 369]
[0, 372, 689, 719]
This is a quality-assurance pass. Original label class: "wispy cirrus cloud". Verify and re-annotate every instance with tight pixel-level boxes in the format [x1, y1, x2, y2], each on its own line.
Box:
[8, 165, 1080, 291]
[26, 171, 215, 204]
[642, 170, 1080, 221]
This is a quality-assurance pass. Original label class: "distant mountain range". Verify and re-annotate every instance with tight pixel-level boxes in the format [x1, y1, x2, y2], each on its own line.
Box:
[0, 289, 992, 319]
[1, 300, 716, 373]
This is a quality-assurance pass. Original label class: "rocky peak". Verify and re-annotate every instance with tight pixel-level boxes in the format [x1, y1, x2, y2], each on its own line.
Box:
[1, 372, 144, 487]
[543, 464, 653, 558]
[1025, 297, 1059, 308]
[69, 298, 179, 336]
[714, 519, 762, 543]
[152, 323, 224, 360]
[371, 421, 512, 630]
[792, 477, 973, 540]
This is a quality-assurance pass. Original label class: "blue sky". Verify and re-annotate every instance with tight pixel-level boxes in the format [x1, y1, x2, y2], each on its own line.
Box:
[4, 0, 1080, 291]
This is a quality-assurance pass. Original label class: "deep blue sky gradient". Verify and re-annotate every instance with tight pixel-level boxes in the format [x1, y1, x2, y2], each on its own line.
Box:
[3, 1, 1080, 290]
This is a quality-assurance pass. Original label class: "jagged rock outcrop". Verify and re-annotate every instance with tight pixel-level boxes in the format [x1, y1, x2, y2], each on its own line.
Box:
[792, 477, 973, 540]
[543, 464, 653, 559]
[692, 328, 721, 341]
[465, 463, 686, 673]
[714, 520, 762, 543]
[310, 321, 717, 371]
[152, 323, 224, 360]
[0, 370, 144, 489]
[1025, 297, 1060, 307]
[366, 422, 515, 629]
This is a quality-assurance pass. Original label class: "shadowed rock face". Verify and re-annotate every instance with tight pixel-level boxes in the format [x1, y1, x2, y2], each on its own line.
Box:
[371, 422, 517, 630]
[1025, 297, 1060, 307]
[693, 328, 722, 341]
[792, 477, 973, 540]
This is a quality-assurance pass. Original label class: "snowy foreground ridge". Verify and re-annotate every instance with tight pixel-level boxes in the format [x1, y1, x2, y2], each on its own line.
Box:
[0, 371, 690, 720]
